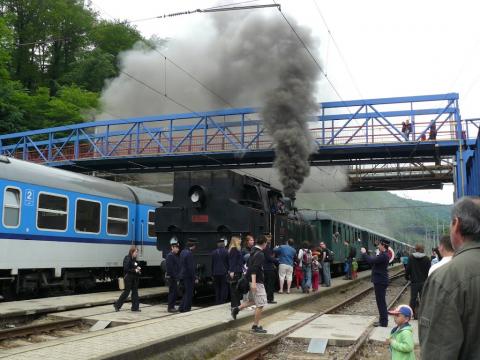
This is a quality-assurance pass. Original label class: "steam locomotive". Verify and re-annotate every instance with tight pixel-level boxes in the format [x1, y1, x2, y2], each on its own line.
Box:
[154, 170, 315, 283]
[154, 170, 410, 283]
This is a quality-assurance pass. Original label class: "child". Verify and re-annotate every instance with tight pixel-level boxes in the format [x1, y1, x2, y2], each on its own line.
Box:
[351, 258, 358, 279]
[311, 255, 320, 291]
[294, 258, 303, 290]
[386, 305, 416, 360]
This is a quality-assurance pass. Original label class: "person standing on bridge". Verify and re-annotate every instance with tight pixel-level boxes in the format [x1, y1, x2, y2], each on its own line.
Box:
[361, 240, 390, 327]
[402, 119, 412, 140]
[419, 197, 480, 359]
[178, 238, 198, 313]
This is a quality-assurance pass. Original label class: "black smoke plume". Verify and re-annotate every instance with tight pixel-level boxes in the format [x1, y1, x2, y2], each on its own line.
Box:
[261, 58, 320, 199]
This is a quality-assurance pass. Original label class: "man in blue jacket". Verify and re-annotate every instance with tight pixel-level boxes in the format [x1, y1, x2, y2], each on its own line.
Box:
[165, 239, 180, 312]
[361, 239, 390, 327]
[211, 238, 229, 305]
[179, 238, 197, 313]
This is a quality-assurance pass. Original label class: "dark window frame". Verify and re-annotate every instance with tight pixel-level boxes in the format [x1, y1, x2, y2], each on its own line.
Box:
[75, 198, 101, 234]
[36, 192, 68, 232]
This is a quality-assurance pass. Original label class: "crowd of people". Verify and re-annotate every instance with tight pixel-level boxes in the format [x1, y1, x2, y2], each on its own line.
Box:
[113, 196, 480, 359]
[161, 233, 335, 334]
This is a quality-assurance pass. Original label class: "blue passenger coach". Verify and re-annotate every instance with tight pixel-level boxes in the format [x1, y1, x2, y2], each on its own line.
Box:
[0, 156, 170, 299]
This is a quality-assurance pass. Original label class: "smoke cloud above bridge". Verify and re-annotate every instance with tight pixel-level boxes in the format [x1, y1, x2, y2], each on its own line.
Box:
[97, 9, 346, 194]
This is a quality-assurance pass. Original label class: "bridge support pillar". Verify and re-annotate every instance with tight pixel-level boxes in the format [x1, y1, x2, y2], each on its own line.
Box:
[456, 134, 480, 198]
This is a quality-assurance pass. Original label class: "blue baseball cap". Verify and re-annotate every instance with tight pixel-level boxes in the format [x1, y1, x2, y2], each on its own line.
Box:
[388, 305, 413, 318]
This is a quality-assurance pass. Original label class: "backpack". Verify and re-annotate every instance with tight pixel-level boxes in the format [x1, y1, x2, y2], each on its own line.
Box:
[325, 249, 334, 262]
[302, 249, 313, 267]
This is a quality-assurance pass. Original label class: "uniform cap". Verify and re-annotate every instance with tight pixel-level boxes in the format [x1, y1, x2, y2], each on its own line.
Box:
[388, 305, 413, 318]
[187, 238, 198, 244]
[380, 239, 390, 246]
[170, 238, 179, 246]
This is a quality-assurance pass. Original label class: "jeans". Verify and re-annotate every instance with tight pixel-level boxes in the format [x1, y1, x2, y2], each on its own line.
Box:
[322, 262, 331, 286]
[302, 266, 312, 290]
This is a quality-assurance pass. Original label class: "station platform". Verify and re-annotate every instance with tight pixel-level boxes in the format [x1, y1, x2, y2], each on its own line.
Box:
[0, 266, 402, 360]
[0, 287, 167, 319]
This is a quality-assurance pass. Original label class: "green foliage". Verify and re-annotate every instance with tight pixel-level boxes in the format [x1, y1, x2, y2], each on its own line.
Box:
[0, 0, 151, 136]
[61, 49, 116, 92]
[90, 20, 143, 58]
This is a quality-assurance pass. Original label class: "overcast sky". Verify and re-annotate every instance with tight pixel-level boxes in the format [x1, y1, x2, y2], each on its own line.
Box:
[89, 0, 479, 204]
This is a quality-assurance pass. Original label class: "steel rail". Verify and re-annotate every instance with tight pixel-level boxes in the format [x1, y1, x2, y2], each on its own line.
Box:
[0, 318, 82, 341]
[232, 271, 406, 360]
[343, 280, 411, 360]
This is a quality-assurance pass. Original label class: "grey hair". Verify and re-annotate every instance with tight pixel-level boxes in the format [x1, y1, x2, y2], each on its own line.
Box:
[451, 197, 480, 242]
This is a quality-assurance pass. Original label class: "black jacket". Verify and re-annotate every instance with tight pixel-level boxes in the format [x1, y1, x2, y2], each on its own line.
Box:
[228, 247, 243, 273]
[263, 243, 279, 271]
[406, 252, 430, 284]
[362, 251, 389, 285]
[179, 248, 196, 279]
[165, 251, 180, 280]
[123, 255, 139, 277]
[247, 246, 265, 284]
[211, 247, 229, 276]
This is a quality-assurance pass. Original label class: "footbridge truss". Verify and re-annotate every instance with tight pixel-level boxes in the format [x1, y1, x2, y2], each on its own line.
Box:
[1, 93, 478, 196]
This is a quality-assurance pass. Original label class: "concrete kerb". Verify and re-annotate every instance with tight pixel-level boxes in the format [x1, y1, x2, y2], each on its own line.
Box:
[0, 290, 167, 319]
[98, 267, 406, 360]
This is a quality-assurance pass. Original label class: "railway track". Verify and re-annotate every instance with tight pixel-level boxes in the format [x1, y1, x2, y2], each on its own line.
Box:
[232, 272, 409, 360]
[0, 317, 87, 350]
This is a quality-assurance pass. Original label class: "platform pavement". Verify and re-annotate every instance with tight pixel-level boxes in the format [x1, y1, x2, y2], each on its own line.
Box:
[0, 287, 167, 319]
[0, 265, 403, 360]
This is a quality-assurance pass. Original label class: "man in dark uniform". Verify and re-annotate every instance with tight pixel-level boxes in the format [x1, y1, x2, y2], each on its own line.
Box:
[165, 239, 180, 312]
[361, 239, 390, 327]
[211, 237, 229, 305]
[263, 233, 279, 304]
[178, 238, 197, 313]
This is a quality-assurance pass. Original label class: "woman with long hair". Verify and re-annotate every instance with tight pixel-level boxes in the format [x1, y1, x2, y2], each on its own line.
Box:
[114, 246, 141, 312]
[228, 236, 244, 308]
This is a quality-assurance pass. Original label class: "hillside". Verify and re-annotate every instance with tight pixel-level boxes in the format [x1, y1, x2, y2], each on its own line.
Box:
[296, 191, 451, 247]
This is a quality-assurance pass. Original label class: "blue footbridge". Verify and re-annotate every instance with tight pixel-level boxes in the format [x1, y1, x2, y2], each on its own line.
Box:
[1, 93, 479, 198]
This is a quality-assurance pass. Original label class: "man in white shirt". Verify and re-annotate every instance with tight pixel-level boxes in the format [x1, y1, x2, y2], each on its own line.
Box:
[428, 234, 454, 276]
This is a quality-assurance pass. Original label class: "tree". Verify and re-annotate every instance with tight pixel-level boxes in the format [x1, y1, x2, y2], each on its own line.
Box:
[90, 20, 143, 60]
[61, 49, 116, 92]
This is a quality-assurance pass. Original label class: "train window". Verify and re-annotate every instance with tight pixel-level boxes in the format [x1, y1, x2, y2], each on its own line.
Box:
[241, 185, 263, 210]
[148, 211, 155, 238]
[37, 193, 68, 231]
[75, 199, 100, 234]
[3, 187, 21, 228]
[107, 204, 128, 236]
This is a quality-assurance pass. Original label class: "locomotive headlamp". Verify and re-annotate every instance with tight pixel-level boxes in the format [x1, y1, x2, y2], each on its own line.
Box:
[188, 186, 206, 208]
[190, 191, 201, 203]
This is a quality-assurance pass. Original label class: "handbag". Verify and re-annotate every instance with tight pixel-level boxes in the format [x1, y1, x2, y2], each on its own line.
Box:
[236, 274, 250, 295]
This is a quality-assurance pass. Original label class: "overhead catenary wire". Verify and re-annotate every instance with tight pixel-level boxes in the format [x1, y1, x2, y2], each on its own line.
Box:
[127, 3, 280, 23]
[270, 0, 354, 115]
[311, 0, 364, 99]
